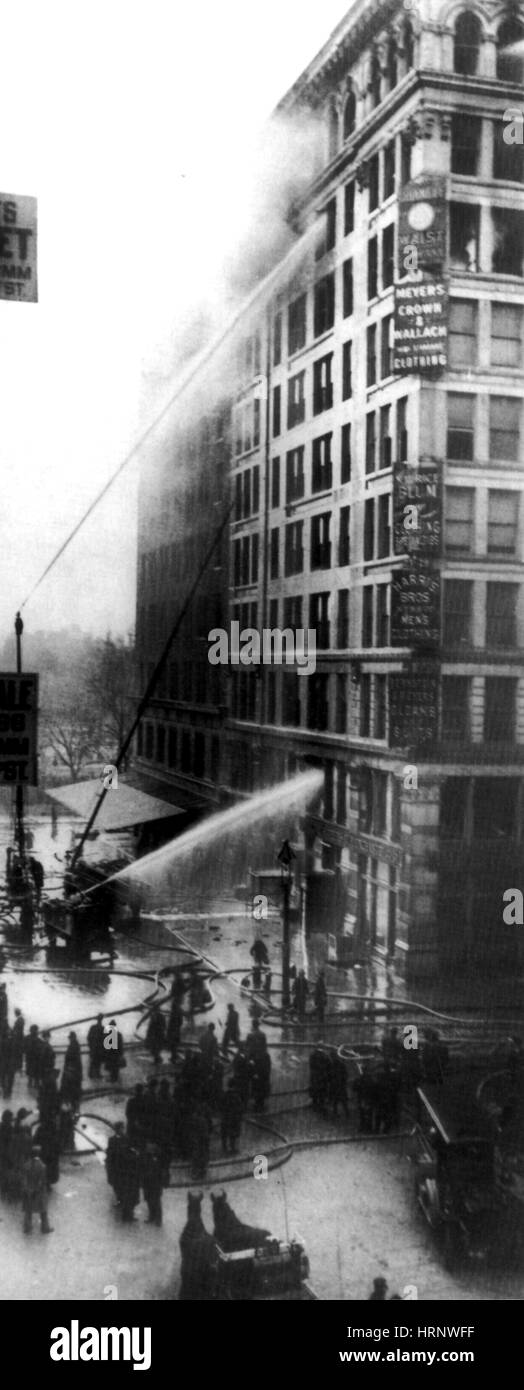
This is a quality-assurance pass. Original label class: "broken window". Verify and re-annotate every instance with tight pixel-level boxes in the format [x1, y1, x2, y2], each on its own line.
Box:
[450, 203, 480, 272]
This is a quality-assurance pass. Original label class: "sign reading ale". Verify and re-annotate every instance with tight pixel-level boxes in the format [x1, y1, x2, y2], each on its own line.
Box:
[0, 674, 38, 784]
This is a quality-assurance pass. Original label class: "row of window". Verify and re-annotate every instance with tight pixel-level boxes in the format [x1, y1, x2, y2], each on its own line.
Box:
[447, 392, 522, 463]
[271, 427, 352, 505]
[270, 510, 349, 577]
[445, 486, 518, 557]
[443, 580, 519, 649]
[449, 300, 523, 369]
[327, 19, 415, 156]
[451, 203, 524, 277]
[451, 113, 524, 183]
[138, 720, 220, 782]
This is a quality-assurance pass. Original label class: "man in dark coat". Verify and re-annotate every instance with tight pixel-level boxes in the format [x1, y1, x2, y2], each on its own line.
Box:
[232, 1045, 250, 1110]
[145, 1005, 166, 1064]
[11, 1010, 25, 1075]
[25, 1025, 41, 1087]
[309, 1047, 331, 1114]
[39, 1031, 56, 1079]
[188, 1104, 212, 1181]
[87, 1015, 106, 1079]
[126, 1084, 145, 1146]
[104, 1020, 125, 1083]
[250, 938, 269, 989]
[141, 1143, 164, 1225]
[292, 970, 309, 1022]
[221, 1081, 243, 1155]
[38, 1068, 60, 1126]
[330, 1055, 350, 1119]
[61, 1033, 82, 1110]
[0, 984, 8, 1026]
[222, 1004, 240, 1053]
[313, 972, 327, 1024]
[166, 997, 183, 1062]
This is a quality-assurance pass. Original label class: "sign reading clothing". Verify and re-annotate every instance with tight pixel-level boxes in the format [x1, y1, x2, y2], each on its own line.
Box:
[0, 674, 38, 785]
[0, 194, 37, 303]
[394, 277, 448, 373]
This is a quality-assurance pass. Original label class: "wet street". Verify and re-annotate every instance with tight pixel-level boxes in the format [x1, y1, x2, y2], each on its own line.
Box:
[0, 807, 522, 1301]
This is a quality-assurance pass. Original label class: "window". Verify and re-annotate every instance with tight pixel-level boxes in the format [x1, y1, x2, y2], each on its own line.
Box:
[368, 237, 378, 300]
[235, 473, 242, 520]
[370, 48, 381, 107]
[288, 370, 306, 428]
[337, 590, 349, 646]
[269, 597, 279, 627]
[311, 512, 332, 569]
[286, 446, 305, 502]
[242, 470, 251, 518]
[344, 89, 356, 140]
[379, 405, 392, 469]
[342, 259, 353, 318]
[313, 355, 333, 414]
[486, 583, 517, 648]
[381, 315, 393, 379]
[271, 457, 280, 508]
[447, 393, 474, 460]
[272, 385, 281, 437]
[374, 676, 387, 739]
[285, 520, 304, 574]
[366, 325, 377, 387]
[397, 398, 408, 463]
[342, 340, 352, 400]
[251, 533, 259, 584]
[282, 672, 301, 727]
[451, 114, 481, 176]
[364, 497, 375, 561]
[339, 504, 350, 565]
[336, 764, 347, 822]
[156, 724, 165, 763]
[443, 579, 472, 646]
[366, 411, 376, 475]
[273, 312, 282, 366]
[490, 397, 520, 461]
[270, 527, 279, 579]
[442, 677, 470, 742]
[283, 595, 302, 632]
[492, 209, 524, 276]
[376, 585, 389, 646]
[377, 493, 391, 558]
[488, 490, 518, 555]
[288, 293, 307, 355]
[360, 674, 371, 737]
[450, 203, 479, 272]
[491, 304, 522, 366]
[383, 141, 395, 200]
[328, 101, 339, 161]
[369, 155, 379, 212]
[341, 423, 351, 483]
[312, 434, 332, 493]
[336, 677, 347, 734]
[484, 677, 516, 742]
[445, 487, 474, 554]
[403, 18, 414, 68]
[400, 132, 412, 187]
[314, 274, 335, 337]
[252, 465, 260, 513]
[344, 180, 355, 234]
[454, 11, 481, 75]
[493, 119, 524, 182]
[308, 673, 329, 731]
[382, 224, 395, 288]
[362, 586, 373, 646]
[449, 299, 477, 366]
[309, 592, 330, 649]
[497, 18, 524, 83]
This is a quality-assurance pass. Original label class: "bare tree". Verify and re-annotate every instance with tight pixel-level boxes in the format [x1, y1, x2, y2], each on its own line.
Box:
[84, 635, 136, 768]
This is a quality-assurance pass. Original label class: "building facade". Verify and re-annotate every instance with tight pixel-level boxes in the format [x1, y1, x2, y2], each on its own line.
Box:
[135, 0, 524, 981]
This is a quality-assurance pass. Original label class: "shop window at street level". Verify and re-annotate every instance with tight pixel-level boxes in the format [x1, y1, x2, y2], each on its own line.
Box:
[440, 778, 469, 839]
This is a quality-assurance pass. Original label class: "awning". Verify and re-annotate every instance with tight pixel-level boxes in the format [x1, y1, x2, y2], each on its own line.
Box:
[46, 779, 186, 832]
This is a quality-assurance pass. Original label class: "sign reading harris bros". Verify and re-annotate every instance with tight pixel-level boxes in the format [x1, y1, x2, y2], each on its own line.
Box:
[394, 277, 448, 373]
[0, 674, 38, 785]
[0, 194, 37, 303]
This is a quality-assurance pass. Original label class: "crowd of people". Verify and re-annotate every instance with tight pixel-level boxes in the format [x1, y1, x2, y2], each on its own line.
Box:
[308, 1027, 455, 1134]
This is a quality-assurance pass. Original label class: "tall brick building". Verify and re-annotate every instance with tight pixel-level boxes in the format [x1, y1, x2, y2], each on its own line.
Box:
[135, 0, 524, 981]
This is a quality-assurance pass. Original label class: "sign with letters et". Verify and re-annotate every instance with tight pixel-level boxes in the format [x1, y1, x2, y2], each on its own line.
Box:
[0, 194, 38, 302]
[389, 661, 439, 749]
[0, 674, 38, 784]
[398, 175, 447, 272]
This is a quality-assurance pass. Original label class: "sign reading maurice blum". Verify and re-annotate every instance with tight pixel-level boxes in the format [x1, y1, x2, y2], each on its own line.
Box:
[0, 194, 38, 303]
[0, 674, 38, 785]
[394, 277, 448, 373]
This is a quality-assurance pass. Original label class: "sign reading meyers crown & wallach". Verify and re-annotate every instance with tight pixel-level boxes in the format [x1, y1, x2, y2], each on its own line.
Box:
[0, 674, 38, 785]
[394, 277, 448, 373]
[0, 194, 38, 302]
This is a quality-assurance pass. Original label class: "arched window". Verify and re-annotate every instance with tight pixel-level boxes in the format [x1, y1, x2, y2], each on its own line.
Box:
[497, 16, 524, 83]
[328, 101, 339, 159]
[370, 48, 381, 107]
[454, 11, 482, 75]
[404, 18, 414, 70]
[387, 32, 398, 90]
[343, 89, 356, 140]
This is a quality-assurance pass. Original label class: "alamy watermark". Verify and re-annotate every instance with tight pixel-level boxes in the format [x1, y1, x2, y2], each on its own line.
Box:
[208, 622, 316, 675]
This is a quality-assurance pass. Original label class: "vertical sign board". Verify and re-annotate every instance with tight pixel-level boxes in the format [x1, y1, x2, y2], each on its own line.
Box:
[389, 661, 440, 750]
[0, 674, 39, 785]
[394, 277, 448, 373]
[0, 195, 38, 303]
[391, 467, 441, 747]
[398, 175, 448, 273]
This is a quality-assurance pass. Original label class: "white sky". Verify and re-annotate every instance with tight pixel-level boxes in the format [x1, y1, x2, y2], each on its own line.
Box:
[0, 0, 350, 649]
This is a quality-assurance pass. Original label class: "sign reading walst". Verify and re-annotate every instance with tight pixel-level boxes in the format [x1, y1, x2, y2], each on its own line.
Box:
[398, 174, 447, 271]
[0, 194, 38, 302]
[394, 277, 448, 373]
[0, 674, 38, 784]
